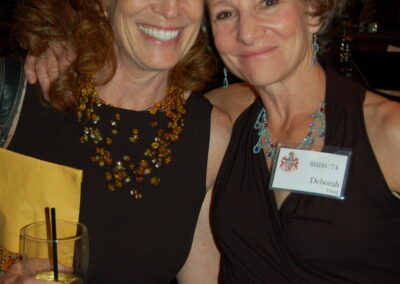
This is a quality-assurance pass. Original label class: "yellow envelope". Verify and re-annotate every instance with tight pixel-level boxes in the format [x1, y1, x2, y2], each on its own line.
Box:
[0, 148, 82, 253]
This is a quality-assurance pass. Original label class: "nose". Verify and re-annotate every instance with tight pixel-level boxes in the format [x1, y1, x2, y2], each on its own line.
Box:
[237, 14, 264, 46]
[153, 0, 179, 19]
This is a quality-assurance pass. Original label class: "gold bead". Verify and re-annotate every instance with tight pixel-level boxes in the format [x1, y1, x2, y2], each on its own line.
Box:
[129, 136, 139, 143]
[136, 167, 144, 175]
[150, 176, 161, 186]
[148, 108, 157, 115]
[130, 189, 143, 199]
[139, 160, 149, 168]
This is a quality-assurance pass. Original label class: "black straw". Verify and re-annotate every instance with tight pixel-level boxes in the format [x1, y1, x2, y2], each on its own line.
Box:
[44, 208, 53, 262]
[50, 208, 59, 281]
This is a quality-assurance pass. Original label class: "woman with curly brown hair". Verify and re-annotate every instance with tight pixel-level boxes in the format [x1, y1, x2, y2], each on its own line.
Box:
[205, 0, 400, 282]
[1, 0, 230, 283]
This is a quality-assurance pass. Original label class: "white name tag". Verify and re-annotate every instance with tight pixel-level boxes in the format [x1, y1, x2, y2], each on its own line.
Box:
[269, 147, 351, 199]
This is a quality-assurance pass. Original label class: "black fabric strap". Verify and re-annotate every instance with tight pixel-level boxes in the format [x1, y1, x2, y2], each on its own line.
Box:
[0, 56, 25, 147]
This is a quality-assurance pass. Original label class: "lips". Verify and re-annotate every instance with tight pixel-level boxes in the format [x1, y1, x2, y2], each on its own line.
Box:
[241, 47, 277, 58]
[138, 24, 180, 41]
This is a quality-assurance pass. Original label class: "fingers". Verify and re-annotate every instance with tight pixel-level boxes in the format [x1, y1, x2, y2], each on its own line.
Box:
[24, 55, 38, 84]
[55, 42, 76, 76]
[1, 262, 58, 284]
[24, 41, 76, 99]
[35, 45, 60, 98]
[35, 53, 52, 98]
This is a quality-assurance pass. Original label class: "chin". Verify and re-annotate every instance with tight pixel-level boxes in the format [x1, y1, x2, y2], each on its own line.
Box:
[153, 61, 180, 71]
[144, 55, 182, 70]
[241, 68, 281, 88]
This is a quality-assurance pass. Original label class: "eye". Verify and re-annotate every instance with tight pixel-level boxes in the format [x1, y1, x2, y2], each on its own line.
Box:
[262, 0, 278, 7]
[215, 11, 233, 20]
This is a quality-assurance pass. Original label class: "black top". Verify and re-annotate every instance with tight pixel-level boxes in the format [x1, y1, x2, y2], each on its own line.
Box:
[9, 84, 211, 284]
[212, 67, 400, 283]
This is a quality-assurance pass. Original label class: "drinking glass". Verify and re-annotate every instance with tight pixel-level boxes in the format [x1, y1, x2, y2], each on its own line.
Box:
[20, 220, 89, 283]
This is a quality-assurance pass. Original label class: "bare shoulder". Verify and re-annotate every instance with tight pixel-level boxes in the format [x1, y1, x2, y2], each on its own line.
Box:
[209, 105, 232, 156]
[205, 82, 257, 123]
[364, 91, 400, 136]
[205, 105, 232, 191]
[364, 90, 400, 194]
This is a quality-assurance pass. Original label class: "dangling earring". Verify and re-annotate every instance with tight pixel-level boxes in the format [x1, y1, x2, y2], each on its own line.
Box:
[223, 67, 229, 88]
[312, 34, 319, 66]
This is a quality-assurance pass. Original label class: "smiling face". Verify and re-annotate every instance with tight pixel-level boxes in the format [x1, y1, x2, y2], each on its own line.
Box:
[105, 0, 204, 73]
[207, 0, 319, 87]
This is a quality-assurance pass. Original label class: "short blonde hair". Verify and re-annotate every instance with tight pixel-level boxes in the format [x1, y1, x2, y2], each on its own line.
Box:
[306, 0, 346, 52]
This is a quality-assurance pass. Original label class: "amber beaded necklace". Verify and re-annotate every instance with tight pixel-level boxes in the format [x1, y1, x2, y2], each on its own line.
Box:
[77, 74, 186, 199]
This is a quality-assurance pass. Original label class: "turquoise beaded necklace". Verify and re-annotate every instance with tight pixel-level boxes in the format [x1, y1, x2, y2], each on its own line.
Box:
[253, 102, 326, 160]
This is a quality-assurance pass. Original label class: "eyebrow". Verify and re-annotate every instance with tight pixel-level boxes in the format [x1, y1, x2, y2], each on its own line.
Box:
[208, 0, 227, 7]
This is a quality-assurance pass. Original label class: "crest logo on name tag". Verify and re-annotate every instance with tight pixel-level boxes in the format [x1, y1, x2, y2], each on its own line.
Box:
[279, 151, 299, 172]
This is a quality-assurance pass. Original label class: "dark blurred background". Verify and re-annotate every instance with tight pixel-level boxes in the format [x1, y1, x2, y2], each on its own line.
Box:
[2, 0, 400, 98]
[0, 0, 18, 56]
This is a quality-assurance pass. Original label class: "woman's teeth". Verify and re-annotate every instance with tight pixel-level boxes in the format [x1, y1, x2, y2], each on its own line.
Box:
[138, 25, 180, 41]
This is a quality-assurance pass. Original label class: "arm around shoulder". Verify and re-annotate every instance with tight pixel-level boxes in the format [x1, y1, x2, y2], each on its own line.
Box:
[176, 105, 232, 284]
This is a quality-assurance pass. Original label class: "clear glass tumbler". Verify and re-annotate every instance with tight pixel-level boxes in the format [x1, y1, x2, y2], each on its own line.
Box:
[20, 220, 89, 283]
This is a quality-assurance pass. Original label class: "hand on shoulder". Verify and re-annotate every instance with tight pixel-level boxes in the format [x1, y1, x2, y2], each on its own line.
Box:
[205, 83, 257, 124]
[24, 42, 76, 98]
[364, 91, 400, 194]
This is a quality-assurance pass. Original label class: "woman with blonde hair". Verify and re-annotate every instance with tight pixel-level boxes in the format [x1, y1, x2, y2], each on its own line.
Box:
[206, 0, 400, 282]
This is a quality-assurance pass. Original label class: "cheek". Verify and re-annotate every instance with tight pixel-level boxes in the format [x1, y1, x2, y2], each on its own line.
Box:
[185, 0, 203, 21]
[213, 28, 234, 55]
[274, 10, 304, 39]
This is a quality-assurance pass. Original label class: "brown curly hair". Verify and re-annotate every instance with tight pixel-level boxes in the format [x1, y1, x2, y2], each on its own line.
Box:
[14, 0, 215, 112]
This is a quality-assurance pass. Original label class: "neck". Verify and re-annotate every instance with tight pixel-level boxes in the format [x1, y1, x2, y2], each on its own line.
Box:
[96, 57, 171, 111]
[256, 62, 326, 127]
[253, 63, 327, 161]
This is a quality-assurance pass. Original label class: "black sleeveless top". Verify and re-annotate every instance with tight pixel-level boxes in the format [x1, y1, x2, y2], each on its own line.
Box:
[212, 67, 400, 283]
[8, 84, 211, 283]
